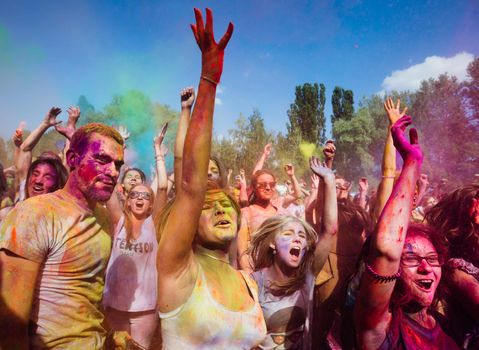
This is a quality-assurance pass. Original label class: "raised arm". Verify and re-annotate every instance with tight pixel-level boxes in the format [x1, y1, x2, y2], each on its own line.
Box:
[174, 87, 195, 195]
[55, 106, 80, 169]
[252, 143, 272, 176]
[282, 163, 303, 207]
[157, 8, 233, 275]
[309, 157, 338, 276]
[355, 115, 422, 349]
[152, 123, 169, 217]
[16, 107, 62, 183]
[357, 177, 369, 210]
[238, 169, 249, 207]
[372, 98, 407, 223]
[323, 140, 336, 169]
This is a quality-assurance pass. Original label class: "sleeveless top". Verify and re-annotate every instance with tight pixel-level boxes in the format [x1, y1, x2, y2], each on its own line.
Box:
[103, 215, 158, 312]
[252, 269, 315, 350]
[159, 263, 267, 349]
[379, 309, 459, 350]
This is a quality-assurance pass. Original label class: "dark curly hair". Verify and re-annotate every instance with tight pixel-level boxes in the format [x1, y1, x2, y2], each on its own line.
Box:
[425, 184, 479, 266]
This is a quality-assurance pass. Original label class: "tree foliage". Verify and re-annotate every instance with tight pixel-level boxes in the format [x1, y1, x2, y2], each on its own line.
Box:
[286, 83, 326, 146]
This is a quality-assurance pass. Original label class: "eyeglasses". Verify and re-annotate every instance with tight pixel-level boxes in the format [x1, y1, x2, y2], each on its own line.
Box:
[401, 253, 443, 267]
[128, 191, 152, 200]
[256, 182, 276, 189]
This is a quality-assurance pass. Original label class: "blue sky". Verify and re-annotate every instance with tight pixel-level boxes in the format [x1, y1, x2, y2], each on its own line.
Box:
[1, 0, 478, 141]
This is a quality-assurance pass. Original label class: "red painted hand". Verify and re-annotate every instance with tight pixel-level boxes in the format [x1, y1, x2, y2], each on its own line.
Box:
[391, 115, 423, 164]
[191, 8, 234, 84]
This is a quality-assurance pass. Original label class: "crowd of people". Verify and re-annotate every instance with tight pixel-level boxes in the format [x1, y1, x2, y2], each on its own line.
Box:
[0, 8, 478, 350]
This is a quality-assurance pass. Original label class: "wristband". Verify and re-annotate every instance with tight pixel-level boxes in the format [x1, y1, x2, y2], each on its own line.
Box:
[365, 262, 400, 283]
[201, 75, 219, 85]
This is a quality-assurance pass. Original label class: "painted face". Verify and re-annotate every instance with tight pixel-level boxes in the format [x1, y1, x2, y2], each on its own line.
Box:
[123, 170, 143, 193]
[208, 159, 220, 181]
[127, 185, 152, 217]
[400, 235, 442, 307]
[255, 173, 276, 201]
[272, 220, 308, 268]
[27, 163, 59, 197]
[469, 197, 479, 226]
[197, 191, 238, 246]
[72, 133, 124, 203]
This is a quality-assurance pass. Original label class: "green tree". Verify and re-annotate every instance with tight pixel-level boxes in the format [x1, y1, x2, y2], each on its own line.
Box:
[331, 86, 355, 124]
[286, 83, 326, 146]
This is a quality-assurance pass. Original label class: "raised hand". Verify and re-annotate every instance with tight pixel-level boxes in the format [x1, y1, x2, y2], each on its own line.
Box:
[384, 97, 408, 125]
[359, 177, 369, 192]
[310, 156, 335, 180]
[239, 169, 247, 187]
[181, 87, 196, 109]
[391, 115, 423, 163]
[12, 122, 25, 147]
[263, 143, 272, 157]
[117, 125, 131, 142]
[43, 107, 62, 128]
[154, 123, 169, 151]
[191, 8, 234, 84]
[55, 106, 80, 140]
[284, 163, 295, 177]
[323, 140, 336, 160]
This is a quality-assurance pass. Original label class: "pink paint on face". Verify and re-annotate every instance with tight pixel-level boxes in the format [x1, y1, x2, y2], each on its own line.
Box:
[254, 173, 276, 202]
[272, 220, 308, 268]
[27, 163, 58, 197]
[73, 133, 124, 203]
[197, 192, 238, 246]
[400, 235, 442, 307]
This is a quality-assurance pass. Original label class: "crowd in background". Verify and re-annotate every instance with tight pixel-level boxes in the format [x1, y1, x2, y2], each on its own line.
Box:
[0, 8, 478, 350]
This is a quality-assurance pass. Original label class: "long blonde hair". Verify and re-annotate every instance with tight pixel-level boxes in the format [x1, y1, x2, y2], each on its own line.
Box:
[250, 215, 318, 295]
[124, 184, 155, 242]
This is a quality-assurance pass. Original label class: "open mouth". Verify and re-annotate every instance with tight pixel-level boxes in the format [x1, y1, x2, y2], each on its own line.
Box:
[289, 247, 301, 258]
[214, 219, 231, 227]
[135, 202, 145, 209]
[32, 184, 45, 193]
[416, 279, 433, 291]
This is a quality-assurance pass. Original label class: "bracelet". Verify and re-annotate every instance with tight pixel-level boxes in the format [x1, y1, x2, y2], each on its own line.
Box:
[382, 175, 395, 179]
[365, 262, 400, 283]
[201, 75, 219, 85]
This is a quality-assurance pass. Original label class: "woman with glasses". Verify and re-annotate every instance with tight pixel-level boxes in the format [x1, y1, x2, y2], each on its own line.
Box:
[354, 115, 459, 349]
[103, 183, 159, 349]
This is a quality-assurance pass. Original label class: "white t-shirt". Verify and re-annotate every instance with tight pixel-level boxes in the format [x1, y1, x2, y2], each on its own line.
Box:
[103, 215, 158, 312]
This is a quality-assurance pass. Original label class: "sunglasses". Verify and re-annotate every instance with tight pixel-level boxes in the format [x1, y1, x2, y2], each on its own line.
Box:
[401, 253, 443, 267]
[128, 191, 152, 200]
[256, 182, 276, 189]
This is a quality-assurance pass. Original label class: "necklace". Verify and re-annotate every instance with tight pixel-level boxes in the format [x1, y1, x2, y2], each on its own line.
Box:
[198, 251, 230, 264]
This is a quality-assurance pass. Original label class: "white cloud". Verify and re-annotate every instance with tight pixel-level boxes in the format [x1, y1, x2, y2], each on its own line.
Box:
[380, 52, 474, 94]
[215, 97, 222, 106]
[217, 85, 224, 94]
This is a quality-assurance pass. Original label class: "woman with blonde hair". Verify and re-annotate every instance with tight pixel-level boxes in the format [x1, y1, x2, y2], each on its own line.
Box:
[103, 183, 159, 349]
[249, 157, 338, 350]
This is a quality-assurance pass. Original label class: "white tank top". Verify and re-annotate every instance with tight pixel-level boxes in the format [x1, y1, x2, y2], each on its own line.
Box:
[103, 215, 158, 312]
[159, 263, 267, 349]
